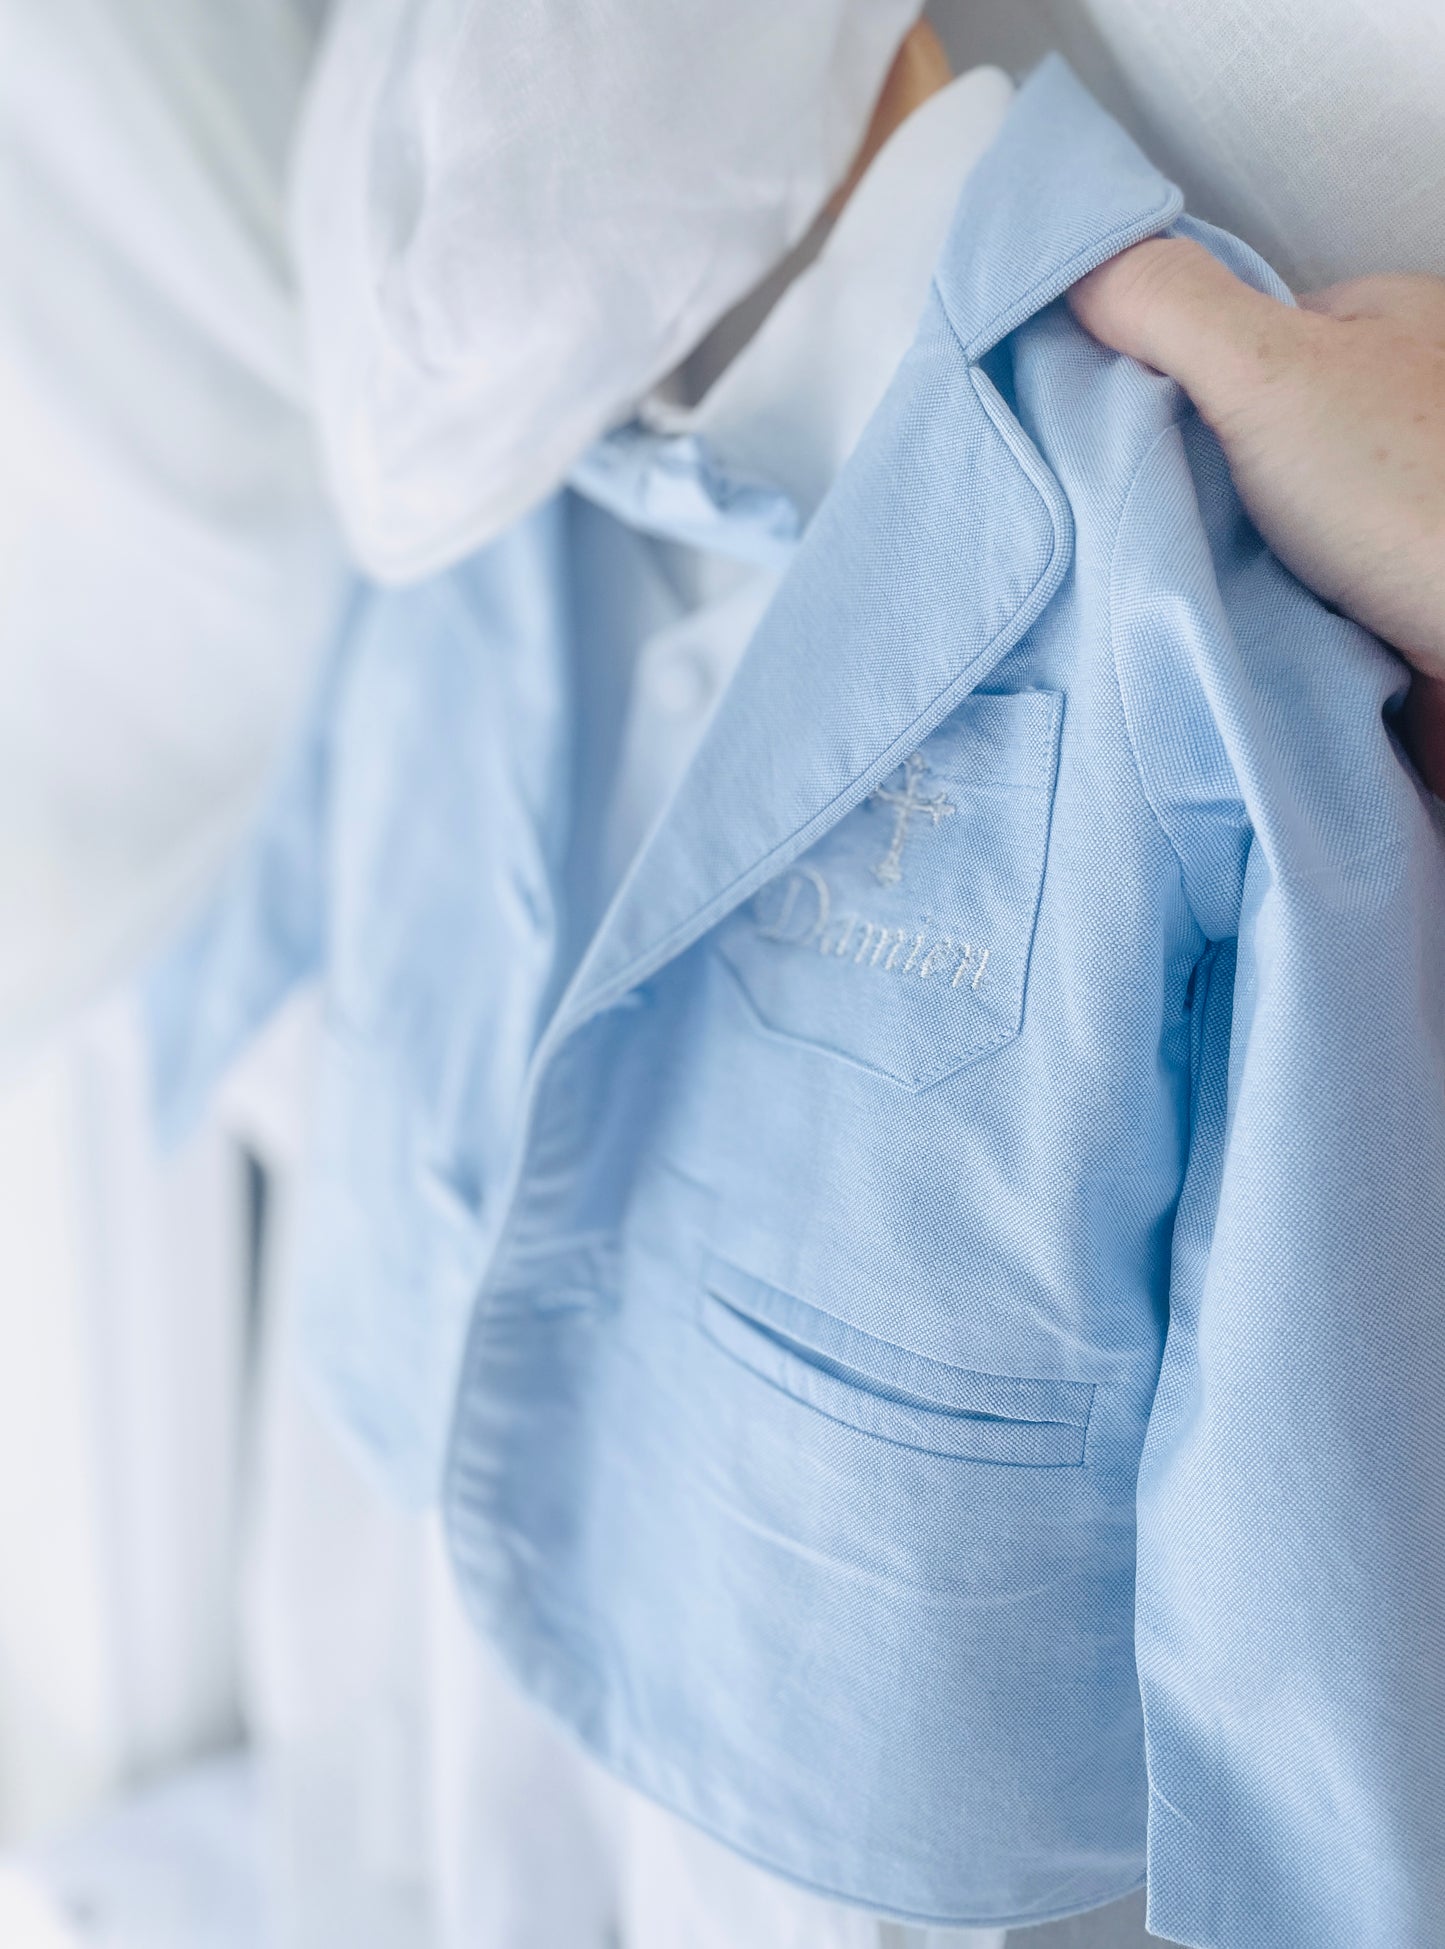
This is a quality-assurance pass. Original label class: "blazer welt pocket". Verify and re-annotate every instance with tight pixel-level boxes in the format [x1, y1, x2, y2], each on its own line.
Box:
[698, 1257, 1092, 1467]
[713, 689, 1064, 1091]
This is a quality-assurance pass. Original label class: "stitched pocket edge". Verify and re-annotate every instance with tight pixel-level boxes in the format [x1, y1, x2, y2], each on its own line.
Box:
[698, 1255, 1092, 1468]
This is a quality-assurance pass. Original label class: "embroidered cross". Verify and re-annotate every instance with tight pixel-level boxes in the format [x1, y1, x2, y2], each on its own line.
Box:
[868, 752, 955, 888]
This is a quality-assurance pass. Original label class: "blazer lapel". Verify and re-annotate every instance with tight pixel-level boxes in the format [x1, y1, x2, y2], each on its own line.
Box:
[560, 54, 1184, 1031]
[560, 310, 1070, 1029]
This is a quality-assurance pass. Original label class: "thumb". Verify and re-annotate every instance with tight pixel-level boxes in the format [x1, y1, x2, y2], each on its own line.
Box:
[1066, 237, 1305, 430]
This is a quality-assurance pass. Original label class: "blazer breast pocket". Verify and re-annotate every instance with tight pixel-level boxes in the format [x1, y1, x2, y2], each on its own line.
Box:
[714, 689, 1063, 1090]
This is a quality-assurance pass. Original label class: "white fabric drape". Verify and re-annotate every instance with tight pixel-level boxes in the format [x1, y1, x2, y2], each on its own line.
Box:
[0, 0, 334, 1863]
[0, 0, 345, 1074]
[292, 0, 923, 579]
[936, 0, 1445, 290]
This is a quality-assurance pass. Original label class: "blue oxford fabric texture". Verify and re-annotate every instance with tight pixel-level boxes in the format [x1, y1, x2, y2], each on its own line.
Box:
[148, 57, 1445, 1949]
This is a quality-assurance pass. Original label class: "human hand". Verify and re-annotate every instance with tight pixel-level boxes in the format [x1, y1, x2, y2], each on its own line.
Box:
[1067, 242, 1445, 795]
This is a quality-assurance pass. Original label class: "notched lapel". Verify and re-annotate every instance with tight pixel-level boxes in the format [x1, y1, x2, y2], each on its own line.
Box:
[562, 300, 1072, 1029]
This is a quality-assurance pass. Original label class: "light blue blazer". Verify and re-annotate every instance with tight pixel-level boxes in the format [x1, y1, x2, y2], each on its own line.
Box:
[151, 60, 1445, 1948]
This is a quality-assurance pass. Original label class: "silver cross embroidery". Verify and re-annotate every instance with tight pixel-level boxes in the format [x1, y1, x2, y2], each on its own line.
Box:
[868, 752, 955, 888]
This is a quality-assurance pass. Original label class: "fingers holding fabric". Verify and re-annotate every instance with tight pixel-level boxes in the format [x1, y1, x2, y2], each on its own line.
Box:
[1065, 238, 1311, 433]
[1067, 240, 1445, 792]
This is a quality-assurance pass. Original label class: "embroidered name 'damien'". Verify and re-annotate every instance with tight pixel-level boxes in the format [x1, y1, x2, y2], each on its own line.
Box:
[749, 865, 991, 994]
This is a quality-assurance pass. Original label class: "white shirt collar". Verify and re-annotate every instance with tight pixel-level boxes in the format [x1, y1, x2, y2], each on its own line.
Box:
[643, 65, 1015, 528]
